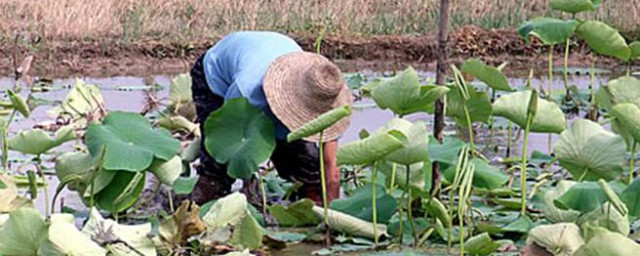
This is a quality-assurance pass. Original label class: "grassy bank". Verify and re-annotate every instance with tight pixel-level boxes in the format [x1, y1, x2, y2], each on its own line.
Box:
[0, 0, 639, 44]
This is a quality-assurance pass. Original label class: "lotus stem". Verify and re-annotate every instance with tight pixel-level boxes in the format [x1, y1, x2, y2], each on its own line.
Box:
[35, 159, 50, 216]
[168, 189, 175, 213]
[548, 45, 554, 100]
[318, 131, 330, 244]
[520, 115, 533, 215]
[463, 106, 474, 152]
[0, 127, 7, 171]
[630, 140, 637, 184]
[259, 173, 267, 218]
[406, 164, 417, 247]
[389, 163, 397, 193]
[489, 89, 496, 147]
[506, 121, 513, 158]
[372, 162, 379, 246]
[563, 38, 570, 96]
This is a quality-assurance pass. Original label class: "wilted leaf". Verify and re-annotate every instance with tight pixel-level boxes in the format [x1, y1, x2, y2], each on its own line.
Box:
[518, 18, 578, 45]
[168, 73, 196, 120]
[312, 206, 387, 240]
[49, 79, 104, 119]
[159, 201, 206, 247]
[9, 126, 75, 155]
[156, 115, 199, 136]
[82, 208, 156, 256]
[0, 175, 33, 212]
[148, 156, 183, 186]
[268, 199, 321, 227]
[493, 90, 566, 133]
[287, 105, 351, 142]
[542, 180, 580, 223]
[526, 223, 584, 256]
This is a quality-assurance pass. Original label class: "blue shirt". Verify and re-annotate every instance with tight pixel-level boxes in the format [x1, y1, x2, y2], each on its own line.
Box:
[203, 31, 303, 139]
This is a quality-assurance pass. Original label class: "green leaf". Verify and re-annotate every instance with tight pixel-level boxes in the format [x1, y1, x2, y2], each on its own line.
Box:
[445, 158, 508, 190]
[549, 0, 599, 14]
[0, 208, 47, 255]
[312, 206, 387, 240]
[424, 198, 451, 229]
[336, 128, 407, 165]
[54, 151, 97, 192]
[575, 20, 631, 61]
[82, 208, 156, 256]
[268, 199, 321, 227]
[577, 202, 629, 236]
[287, 105, 351, 142]
[173, 176, 198, 195]
[168, 73, 196, 120]
[330, 185, 397, 224]
[461, 59, 512, 91]
[379, 161, 431, 194]
[48, 79, 104, 119]
[542, 180, 580, 223]
[95, 171, 146, 213]
[621, 178, 640, 217]
[526, 223, 584, 256]
[148, 156, 183, 186]
[201, 193, 264, 250]
[378, 119, 430, 165]
[429, 136, 465, 165]
[466, 232, 501, 255]
[229, 214, 263, 250]
[518, 18, 578, 45]
[156, 115, 199, 135]
[204, 98, 275, 179]
[493, 90, 566, 133]
[554, 181, 607, 213]
[502, 215, 534, 233]
[554, 119, 626, 181]
[7, 89, 30, 118]
[603, 76, 640, 108]
[39, 213, 107, 256]
[8, 126, 75, 155]
[630, 42, 640, 59]
[86, 111, 180, 172]
[610, 103, 640, 143]
[574, 227, 640, 256]
[371, 67, 449, 116]
[446, 85, 493, 128]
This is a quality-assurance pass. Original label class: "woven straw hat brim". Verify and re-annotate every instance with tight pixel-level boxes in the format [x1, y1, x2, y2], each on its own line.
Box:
[264, 52, 353, 142]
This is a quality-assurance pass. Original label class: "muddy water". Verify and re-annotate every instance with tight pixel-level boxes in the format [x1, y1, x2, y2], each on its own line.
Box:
[0, 71, 613, 216]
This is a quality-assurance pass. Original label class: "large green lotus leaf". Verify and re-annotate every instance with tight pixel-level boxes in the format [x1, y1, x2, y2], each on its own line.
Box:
[444, 158, 508, 190]
[9, 126, 75, 155]
[575, 20, 630, 61]
[312, 206, 387, 240]
[630, 42, 640, 59]
[287, 105, 351, 142]
[446, 85, 492, 128]
[202, 192, 248, 228]
[48, 79, 104, 118]
[168, 73, 196, 120]
[493, 90, 566, 133]
[54, 151, 97, 192]
[542, 180, 580, 223]
[610, 103, 640, 143]
[461, 59, 512, 91]
[466, 232, 501, 256]
[86, 111, 180, 172]
[554, 119, 625, 181]
[518, 18, 578, 45]
[82, 208, 156, 256]
[38, 213, 107, 256]
[378, 161, 431, 194]
[371, 67, 449, 116]
[554, 181, 607, 213]
[229, 214, 263, 250]
[95, 171, 146, 213]
[549, 0, 600, 14]
[204, 98, 275, 179]
[604, 76, 640, 108]
[526, 223, 584, 256]
[148, 156, 183, 186]
[330, 185, 397, 224]
[0, 207, 47, 255]
[375, 118, 429, 165]
[620, 178, 640, 217]
[336, 128, 407, 165]
[574, 227, 640, 256]
[268, 199, 321, 227]
[8, 89, 30, 118]
[0, 175, 33, 212]
[577, 202, 629, 236]
[429, 135, 465, 165]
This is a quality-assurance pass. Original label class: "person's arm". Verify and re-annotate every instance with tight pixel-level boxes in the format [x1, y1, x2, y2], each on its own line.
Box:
[322, 140, 340, 203]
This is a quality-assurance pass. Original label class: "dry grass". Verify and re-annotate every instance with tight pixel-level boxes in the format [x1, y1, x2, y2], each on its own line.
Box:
[0, 0, 638, 42]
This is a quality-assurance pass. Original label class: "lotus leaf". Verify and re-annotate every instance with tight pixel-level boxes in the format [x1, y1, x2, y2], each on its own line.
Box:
[575, 20, 631, 61]
[429, 135, 465, 165]
[168, 73, 196, 120]
[577, 202, 629, 236]
[424, 198, 451, 228]
[375, 118, 429, 165]
[574, 227, 640, 256]
[444, 158, 508, 190]
[268, 199, 321, 227]
[493, 90, 566, 133]
[370, 67, 449, 116]
[336, 128, 407, 165]
[94, 171, 146, 213]
[86, 111, 180, 172]
[49, 79, 104, 118]
[602, 76, 640, 108]
[501, 215, 535, 233]
[7, 89, 30, 117]
[554, 119, 625, 181]
[330, 185, 397, 223]
[620, 178, 640, 217]
[466, 232, 501, 255]
[81, 208, 155, 256]
[201, 192, 263, 250]
[204, 98, 275, 179]
[542, 180, 580, 223]
[630, 42, 640, 59]
[610, 103, 640, 143]
[181, 137, 200, 162]
[461, 59, 512, 91]
[38, 213, 107, 256]
[446, 82, 492, 128]
[0, 175, 33, 212]
[378, 160, 430, 194]
[549, 0, 600, 14]
[554, 181, 607, 213]
[312, 206, 387, 240]
[54, 151, 97, 192]
[0, 207, 47, 255]
[518, 18, 578, 45]
[287, 105, 351, 142]
[173, 176, 199, 195]
[148, 156, 184, 186]
[156, 115, 199, 136]
[526, 223, 584, 256]
[9, 126, 75, 155]
[229, 214, 263, 250]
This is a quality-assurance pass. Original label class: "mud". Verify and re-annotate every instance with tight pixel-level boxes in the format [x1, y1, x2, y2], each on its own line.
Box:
[0, 26, 637, 78]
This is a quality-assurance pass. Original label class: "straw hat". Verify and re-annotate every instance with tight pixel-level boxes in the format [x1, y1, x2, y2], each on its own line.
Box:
[263, 52, 353, 142]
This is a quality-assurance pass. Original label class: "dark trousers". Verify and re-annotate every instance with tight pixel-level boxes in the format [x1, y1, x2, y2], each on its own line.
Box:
[190, 54, 321, 193]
